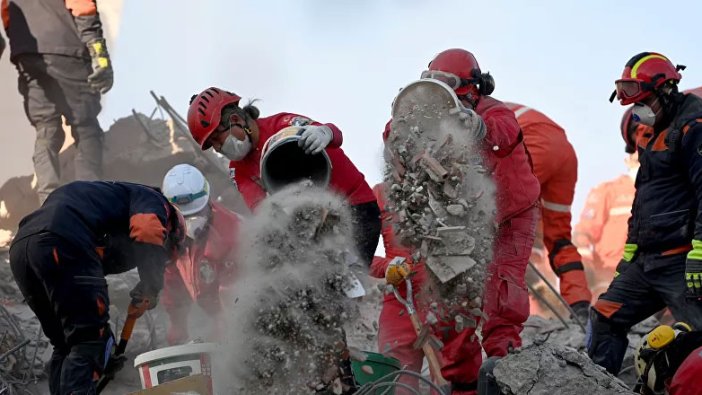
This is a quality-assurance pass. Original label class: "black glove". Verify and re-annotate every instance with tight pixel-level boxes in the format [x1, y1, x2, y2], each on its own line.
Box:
[129, 282, 159, 311]
[86, 38, 114, 94]
[685, 259, 702, 299]
[477, 356, 501, 395]
[570, 301, 591, 325]
[103, 353, 127, 378]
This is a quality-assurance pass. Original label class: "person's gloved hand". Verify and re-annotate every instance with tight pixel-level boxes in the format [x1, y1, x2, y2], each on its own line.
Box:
[451, 107, 486, 140]
[385, 257, 412, 287]
[477, 356, 501, 395]
[685, 259, 702, 298]
[614, 243, 638, 277]
[102, 353, 128, 379]
[297, 125, 333, 154]
[129, 283, 159, 313]
[86, 38, 114, 94]
[570, 301, 591, 325]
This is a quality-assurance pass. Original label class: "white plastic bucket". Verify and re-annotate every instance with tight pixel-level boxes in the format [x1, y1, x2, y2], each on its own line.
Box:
[133, 343, 219, 393]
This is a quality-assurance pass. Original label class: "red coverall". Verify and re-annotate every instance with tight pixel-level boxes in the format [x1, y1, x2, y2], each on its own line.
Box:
[668, 345, 702, 395]
[228, 113, 375, 209]
[161, 201, 240, 345]
[573, 175, 635, 299]
[377, 96, 540, 393]
[505, 102, 591, 306]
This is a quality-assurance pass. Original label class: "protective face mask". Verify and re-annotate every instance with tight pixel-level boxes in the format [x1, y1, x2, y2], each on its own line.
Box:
[217, 134, 252, 161]
[631, 103, 657, 127]
[185, 215, 209, 239]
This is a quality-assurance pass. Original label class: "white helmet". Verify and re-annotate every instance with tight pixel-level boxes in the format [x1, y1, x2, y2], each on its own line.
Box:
[162, 164, 210, 216]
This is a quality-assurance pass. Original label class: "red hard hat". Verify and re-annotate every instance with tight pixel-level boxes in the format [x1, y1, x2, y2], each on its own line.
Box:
[187, 87, 241, 150]
[620, 106, 653, 153]
[613, 52, 683, 106]
[427, 48, 494, 98]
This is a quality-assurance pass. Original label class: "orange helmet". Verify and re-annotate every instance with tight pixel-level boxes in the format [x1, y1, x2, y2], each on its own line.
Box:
[612, 52, 684, 106]
[423, 48, 494, 103]
[621, 106, 653, 153]
[187, 87, 241, 149]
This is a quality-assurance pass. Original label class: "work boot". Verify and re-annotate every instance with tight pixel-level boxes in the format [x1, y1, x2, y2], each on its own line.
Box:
[570, 301, 591, 326]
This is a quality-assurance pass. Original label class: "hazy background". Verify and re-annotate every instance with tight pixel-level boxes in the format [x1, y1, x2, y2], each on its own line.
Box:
[2, 0, 701, 218]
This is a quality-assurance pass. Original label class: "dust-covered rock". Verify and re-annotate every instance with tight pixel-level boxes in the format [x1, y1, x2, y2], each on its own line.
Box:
[493, 343, 634, 395]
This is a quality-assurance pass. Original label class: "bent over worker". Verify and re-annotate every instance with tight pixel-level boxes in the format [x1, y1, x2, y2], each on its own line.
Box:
[9, 181, 185, 394]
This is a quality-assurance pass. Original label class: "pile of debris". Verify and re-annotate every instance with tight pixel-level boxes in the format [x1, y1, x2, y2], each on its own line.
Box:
[222, 183, 361, 394]
[0, 253, 48, 395]
[383, 82, 496, 325]
[493, 343, 634, 395]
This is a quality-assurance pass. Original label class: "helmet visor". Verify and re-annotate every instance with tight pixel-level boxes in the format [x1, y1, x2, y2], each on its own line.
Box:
[421, 70, 464, 90]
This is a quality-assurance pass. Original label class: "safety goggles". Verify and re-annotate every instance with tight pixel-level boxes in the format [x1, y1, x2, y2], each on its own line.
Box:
[610, 78, 656, 104]
[421, 70, 474, 90]
[168, 189, 208, 205]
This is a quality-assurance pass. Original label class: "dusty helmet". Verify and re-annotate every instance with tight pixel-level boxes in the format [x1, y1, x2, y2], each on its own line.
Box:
[162, 164, 210, 216]
[425, 48, 494, 99]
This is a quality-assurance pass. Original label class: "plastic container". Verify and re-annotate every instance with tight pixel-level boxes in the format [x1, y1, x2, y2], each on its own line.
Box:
[133, 343, 219, 394]
[351, 351, 401, 394]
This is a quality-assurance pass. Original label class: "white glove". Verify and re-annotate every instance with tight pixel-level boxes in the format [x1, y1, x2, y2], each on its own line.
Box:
[298, 125, 333, 154]
[457, 108, 487, 140]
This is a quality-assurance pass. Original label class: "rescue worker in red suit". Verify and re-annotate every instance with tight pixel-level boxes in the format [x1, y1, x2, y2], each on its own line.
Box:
[186, 88, 381, 267]
[160, 164, 241, 345]
[588, 52, 702, 375]
[504, 102, 592, 320]
[375, 48, 541, 394]
[9, 181, 186, 395]
[573, 107, 645, 300]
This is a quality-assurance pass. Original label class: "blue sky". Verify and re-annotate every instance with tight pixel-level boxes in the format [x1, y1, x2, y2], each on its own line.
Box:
[99, 0, 702, 219]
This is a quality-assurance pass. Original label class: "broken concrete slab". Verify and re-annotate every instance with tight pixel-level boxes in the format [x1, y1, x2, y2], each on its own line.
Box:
[493, 343, 635, 395]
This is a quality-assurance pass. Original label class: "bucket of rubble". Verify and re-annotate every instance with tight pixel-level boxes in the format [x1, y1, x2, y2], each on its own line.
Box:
[260, 126, 332, 193]
[133, 342, 220, 393]
[351, 351, 401, 393]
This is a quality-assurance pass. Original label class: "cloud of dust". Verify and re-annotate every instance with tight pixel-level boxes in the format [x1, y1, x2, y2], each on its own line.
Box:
[217, 183, 361, 394]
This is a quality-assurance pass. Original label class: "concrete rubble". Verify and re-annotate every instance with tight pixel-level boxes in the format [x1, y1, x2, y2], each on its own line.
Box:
[493, 342, 634, 395]
[384, 92, 497, 329]
[221, 183, 362, 394]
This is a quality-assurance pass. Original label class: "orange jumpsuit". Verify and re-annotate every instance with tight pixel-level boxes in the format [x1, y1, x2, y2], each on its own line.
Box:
[573, 175, 635, 299]
[505, 103, 592, 306]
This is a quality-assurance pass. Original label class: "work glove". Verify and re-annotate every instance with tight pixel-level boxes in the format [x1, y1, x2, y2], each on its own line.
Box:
[570, 301, 591, 325]
[614, 243, 638, 278]
[129, 283, 159, 313]
[297, 125, 333, 155]
[686, 240, 702, 299]
[477, 356, 501, 395]
[385, 256, 412, 287]
[453, 107, 487, 140]
[86, 38, 114, 94]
